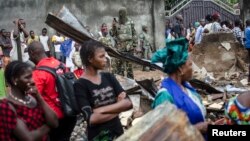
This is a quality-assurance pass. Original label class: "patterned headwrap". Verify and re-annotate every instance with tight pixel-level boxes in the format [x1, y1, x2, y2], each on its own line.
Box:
[151, 37, 189, 74]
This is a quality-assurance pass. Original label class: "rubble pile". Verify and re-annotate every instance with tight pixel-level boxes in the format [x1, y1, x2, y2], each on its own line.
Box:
[70, 118, 87, 141]
[191, 32, 248, 83]
[190, 32, 250, 124]
[193, 81, 241, 124]
[116, 75, 156, 129]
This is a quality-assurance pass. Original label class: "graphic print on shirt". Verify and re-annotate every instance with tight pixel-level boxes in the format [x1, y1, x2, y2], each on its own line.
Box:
[92, 86, 116, 108]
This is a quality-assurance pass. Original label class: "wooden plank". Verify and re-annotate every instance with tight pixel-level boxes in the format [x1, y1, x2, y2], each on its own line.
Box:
[116, 102, 205, 141]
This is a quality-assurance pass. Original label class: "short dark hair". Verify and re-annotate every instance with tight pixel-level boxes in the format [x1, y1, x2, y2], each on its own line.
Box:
[246, 19, 250, 26]
[234, 19, 241, 27]
[205, 14, 212, 22]
[30, 30, 34, 34]
[80, 40, 105, 66]
[42, 28, 47, 31]
[224, 20, 230, 27]
[0, 29, 5, 33]
[4, 61, 31, 86]
[170, 28, 175, 33]
[101, 23, 106, 27]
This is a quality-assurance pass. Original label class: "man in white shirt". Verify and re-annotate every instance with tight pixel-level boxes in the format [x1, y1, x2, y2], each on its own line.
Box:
[211, 13, 222, 33]
[10, 19, 29, 62]
[51, 32, 64, 62]
[195, 19, 206, 44]
[39, 28, 50, 57]
[167, 29, 176, 42]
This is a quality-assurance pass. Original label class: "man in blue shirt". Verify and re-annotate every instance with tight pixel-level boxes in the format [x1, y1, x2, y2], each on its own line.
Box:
[244, 19, 250, 82]
[195, 19, 206, 44]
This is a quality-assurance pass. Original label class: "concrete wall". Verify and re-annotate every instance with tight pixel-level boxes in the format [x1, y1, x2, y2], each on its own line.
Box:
[241, 0, 250, 22]
[0, 0, 165, 49]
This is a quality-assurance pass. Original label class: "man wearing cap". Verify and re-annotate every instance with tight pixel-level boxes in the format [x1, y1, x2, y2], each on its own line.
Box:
[195, 19, 206, 44]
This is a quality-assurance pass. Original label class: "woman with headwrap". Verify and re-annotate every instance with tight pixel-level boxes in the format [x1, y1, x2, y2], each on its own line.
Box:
[151, 38, 208, 135]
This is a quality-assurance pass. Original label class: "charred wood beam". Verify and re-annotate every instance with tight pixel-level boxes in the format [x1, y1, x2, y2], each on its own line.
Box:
[125, 86, 141, 94]
[189, 79, 223, 94]
[136, 79, 159, 98]
[206, 108, 224, 113]
[125, 79, 160, 97]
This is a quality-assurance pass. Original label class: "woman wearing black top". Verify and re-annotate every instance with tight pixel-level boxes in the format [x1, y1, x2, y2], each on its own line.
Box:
[74, 40, 133, 140]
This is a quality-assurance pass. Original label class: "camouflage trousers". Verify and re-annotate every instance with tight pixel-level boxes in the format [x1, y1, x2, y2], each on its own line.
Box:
[142, 47, 152, 71]
[112, 51, 134, 79]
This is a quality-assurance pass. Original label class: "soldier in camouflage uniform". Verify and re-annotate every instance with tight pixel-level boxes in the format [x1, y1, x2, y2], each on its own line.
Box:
[110, 7, 137, 79]
[99, 23, 113, 48]
[98, 23, 114, 72]
[138, 25, 152, 71]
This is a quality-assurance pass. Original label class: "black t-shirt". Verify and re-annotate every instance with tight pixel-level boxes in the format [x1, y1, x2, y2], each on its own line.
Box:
[74, 72, 124, 140]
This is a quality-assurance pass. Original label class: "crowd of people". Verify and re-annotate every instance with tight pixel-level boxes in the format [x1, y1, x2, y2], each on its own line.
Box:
[165, 12, 250, 84]
[0, 8, 249, 141]
[165, 13, 245, 49]
[0, 7, 143, 141]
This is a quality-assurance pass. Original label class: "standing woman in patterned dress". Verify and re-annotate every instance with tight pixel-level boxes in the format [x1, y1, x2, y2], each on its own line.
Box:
[0, 61, 58, 141]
